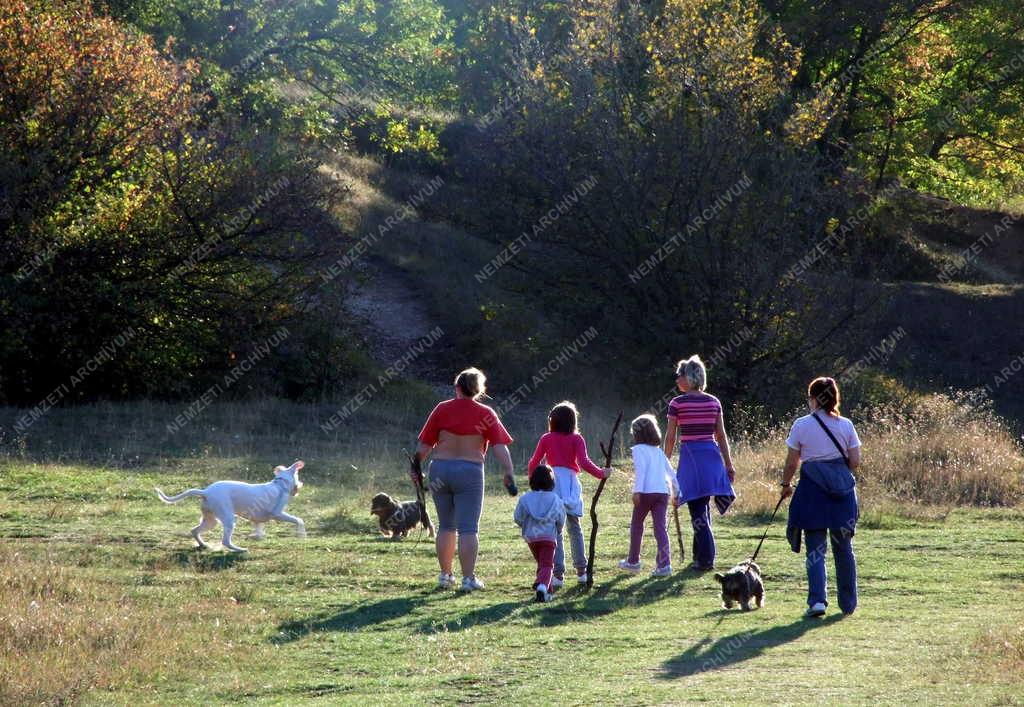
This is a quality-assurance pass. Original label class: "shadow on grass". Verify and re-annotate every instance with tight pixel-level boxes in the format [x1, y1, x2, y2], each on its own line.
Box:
[420, 599, 525, 633]
[273, 591, 442, 644]
[534, 569, 698, 627]
[173, 549, 248, 572]
[658, 614, 845, 678]
[272, 569, 704, 642]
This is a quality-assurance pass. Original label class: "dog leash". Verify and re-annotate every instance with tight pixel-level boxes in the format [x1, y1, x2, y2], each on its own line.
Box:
[745, 493, 786, 566]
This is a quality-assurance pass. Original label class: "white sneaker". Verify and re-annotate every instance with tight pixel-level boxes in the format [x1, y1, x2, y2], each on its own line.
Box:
[806, 602, 826, 617]
[651, 565, 672, 577]
[535, 584, 551, 603]
[618, 559, 642, 573]
[576, 572, 589, 584]
[438, 572, 456, 589]
[550, 577, 564, 589]
[460, 575, 485, 592]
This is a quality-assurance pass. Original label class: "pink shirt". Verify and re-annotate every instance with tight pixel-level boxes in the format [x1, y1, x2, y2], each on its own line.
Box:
[527, 432, 605, 479]
[667, 392, 721, 442]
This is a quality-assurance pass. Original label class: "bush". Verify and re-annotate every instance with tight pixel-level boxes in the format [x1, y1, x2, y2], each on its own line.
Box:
[729, 388, 1024, 514]
[857, 390, 1024, 507]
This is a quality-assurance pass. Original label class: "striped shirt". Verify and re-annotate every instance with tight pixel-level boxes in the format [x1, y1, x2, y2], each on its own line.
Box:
[667, 392, 721, 442]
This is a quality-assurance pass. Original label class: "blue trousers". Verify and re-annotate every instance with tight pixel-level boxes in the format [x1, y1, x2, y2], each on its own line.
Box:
[804, 528, 858, 613]
[687, 496, 715, 568]
[553, 514, 586, 577]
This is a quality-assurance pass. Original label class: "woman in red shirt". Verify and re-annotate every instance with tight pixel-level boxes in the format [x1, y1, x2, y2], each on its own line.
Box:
[415, 367, 515, 592]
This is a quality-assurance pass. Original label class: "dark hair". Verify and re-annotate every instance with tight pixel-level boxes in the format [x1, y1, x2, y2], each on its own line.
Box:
[454, 367, 486, 400]
[530, 464, 555, 491]
[808, 377, 841, 416]
[630, 414, 662, 446]
[548, 401, 579, 435]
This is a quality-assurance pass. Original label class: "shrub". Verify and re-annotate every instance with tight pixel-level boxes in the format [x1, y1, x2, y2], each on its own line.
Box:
[729, 388, 1024, 514]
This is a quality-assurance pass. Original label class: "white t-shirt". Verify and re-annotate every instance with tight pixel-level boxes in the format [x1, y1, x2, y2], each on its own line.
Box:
[786, 413, 861, 463]
[631, 444, 680, 495]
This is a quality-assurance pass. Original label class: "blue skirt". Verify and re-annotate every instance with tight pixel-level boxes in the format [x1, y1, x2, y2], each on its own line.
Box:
[675, 440, 735, 514]
[786, 462, 859, 549]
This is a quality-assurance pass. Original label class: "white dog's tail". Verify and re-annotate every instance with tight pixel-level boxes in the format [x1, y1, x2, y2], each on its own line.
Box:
[154, 487, 205, 504]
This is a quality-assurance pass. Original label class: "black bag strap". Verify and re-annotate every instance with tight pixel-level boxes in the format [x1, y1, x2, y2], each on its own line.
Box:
[812, 412, 849, 466]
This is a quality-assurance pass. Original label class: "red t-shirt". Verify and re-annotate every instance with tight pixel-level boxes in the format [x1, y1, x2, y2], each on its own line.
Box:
[418, 398, 514, 451]
[527, 431, 605, 479]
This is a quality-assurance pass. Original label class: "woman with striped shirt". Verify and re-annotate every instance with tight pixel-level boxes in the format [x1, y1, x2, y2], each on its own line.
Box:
[664, 355, 736, 570]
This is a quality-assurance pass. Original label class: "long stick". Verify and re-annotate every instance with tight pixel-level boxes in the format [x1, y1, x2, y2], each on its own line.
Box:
[404, 448, 430, 534]
[585, 411, 622, 591]
[672, 504, 685, 565]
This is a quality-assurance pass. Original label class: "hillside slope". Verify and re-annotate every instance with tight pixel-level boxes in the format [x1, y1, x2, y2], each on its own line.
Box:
[321, 141, 1024, 423]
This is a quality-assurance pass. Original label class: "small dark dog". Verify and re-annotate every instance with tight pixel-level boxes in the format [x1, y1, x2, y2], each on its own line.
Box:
[370, 492, 435, 539]
[714, 561, 765, 611]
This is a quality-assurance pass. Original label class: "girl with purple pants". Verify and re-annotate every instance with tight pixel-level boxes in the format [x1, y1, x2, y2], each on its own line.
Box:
[619, 415, 679, 576]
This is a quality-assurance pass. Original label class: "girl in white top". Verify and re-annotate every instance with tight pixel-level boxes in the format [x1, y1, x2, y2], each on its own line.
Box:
[619, 414, 680, 576]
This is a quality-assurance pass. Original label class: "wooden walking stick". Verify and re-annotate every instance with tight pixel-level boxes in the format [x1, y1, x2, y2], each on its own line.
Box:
[404, 448, 434, 538]
[585, 411, 622, 591]
[672, 503, 685, 564]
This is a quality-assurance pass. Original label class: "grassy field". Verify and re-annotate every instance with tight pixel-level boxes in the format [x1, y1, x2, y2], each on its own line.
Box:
[2, 446, 1023, 705]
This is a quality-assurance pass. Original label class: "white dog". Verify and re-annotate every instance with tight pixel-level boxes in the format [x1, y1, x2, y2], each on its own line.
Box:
[155, 460, 306, 552]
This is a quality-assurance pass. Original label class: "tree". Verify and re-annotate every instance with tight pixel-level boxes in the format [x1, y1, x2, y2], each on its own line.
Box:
[0, 0, 347, 403]
[766, 0, 1024, 205]
[451, 0, 879, 401]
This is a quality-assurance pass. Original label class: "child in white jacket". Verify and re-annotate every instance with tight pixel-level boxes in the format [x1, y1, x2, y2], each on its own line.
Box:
[513, 465, 566, 602]
[619, 414, 679, 576]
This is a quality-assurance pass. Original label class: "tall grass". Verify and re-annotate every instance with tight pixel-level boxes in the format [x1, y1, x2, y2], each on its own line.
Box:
[855, 390, 1024, 507]
[2, 389, 1021, 513]
[726, 389, 1024, 515]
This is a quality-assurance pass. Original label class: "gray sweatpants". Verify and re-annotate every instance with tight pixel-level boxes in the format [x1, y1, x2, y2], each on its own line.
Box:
[428, 459, 484, 534]
[554, 514, 586, 577]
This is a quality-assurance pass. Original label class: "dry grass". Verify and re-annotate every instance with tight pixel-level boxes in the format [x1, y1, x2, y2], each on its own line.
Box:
[973, 624, 1024, 677]
[1, 395, 1022, 703]
[2, 388, 1021, 520]
[723, 389, 1024, 516]
[0, 545, 234, 700]
[856, 390, 1024, 507]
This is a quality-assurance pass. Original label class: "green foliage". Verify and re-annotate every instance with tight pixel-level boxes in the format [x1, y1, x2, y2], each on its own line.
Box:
[769, 0, 1024, 207]
[0, 0, 350, 403]
[446, 0, 877, 402]
[5, 0, 1024, 409]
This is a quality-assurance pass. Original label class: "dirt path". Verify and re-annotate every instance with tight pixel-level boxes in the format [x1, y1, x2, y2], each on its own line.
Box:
[346, 258, 452, 392]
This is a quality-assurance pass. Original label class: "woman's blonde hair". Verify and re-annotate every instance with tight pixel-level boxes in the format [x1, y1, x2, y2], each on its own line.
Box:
[630, 414, 662, 446]
[454, 367, 487, 400]
[676, 355, 707, 391]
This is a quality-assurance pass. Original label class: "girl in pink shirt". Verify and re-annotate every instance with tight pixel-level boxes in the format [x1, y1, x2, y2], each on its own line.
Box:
[527, 401, 612, 586]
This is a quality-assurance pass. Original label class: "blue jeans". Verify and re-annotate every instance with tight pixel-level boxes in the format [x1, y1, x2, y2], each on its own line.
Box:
[804, 528, 858, 613]
[554, 514, 586, 577]
[687, 496, 715, 568]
